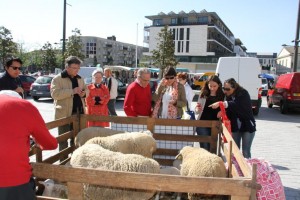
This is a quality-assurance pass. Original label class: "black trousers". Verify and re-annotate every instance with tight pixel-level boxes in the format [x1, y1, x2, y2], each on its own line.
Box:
[0, 179, 36, 200]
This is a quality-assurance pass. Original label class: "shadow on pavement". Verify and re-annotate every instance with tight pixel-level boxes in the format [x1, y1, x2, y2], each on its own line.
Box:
[272, 164, 290, 171]
[255, 106, 300, 123]
[284, 187, 300, 199]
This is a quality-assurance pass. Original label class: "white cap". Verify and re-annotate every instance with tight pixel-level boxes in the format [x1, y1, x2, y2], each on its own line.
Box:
[0, 90, 22, 99]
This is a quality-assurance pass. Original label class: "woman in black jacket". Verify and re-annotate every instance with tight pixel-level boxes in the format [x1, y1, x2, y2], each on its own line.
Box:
[210, 78, 256, 158]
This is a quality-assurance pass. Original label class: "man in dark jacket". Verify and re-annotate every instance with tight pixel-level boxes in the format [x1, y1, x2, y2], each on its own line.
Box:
[0, 57, 24, 98]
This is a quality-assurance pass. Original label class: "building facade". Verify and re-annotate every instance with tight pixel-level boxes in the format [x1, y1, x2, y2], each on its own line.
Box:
[248, 52, 277, 73]
[80, 35, 147, 67]
[144, 10, 246, 72]
[276, 46, 300, 74]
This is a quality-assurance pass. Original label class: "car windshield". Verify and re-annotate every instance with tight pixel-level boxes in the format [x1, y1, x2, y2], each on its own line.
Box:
[261, 78, 268, 84]
[36, 76, 53, 84]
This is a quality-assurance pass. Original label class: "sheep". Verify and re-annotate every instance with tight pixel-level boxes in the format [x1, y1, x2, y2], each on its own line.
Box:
[175, 146, 227, 200]
[39, 179, 68, 199]
[85, 130, 157, 158]
[74, 126, 125, 147]
[70, 144, 160, 200]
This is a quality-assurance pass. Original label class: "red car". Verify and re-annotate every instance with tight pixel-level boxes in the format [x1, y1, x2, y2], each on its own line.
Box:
[19, 75, 36, 97]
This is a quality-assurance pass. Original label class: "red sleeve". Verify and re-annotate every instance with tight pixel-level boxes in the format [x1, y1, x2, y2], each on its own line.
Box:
[86, 85, 96, 107]
[124, 83, 137, 117]
[27, 103, 58, 150]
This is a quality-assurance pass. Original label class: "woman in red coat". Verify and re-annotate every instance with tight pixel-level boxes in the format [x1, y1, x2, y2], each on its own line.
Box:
[86, 70, 110, 127]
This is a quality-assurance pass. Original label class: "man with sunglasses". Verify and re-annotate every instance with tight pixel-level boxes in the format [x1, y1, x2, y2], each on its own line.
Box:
[0, 57, 24, 98]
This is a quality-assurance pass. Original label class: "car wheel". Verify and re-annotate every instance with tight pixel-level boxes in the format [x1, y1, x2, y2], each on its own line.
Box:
[280, 101, 288, 114]
[267, 96, 273, 108]
[33, 96, 40, 101]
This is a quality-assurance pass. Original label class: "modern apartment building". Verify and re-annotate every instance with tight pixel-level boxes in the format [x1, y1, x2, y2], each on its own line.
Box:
[144, 10, 246, 72]
[79, 35, 147, 67]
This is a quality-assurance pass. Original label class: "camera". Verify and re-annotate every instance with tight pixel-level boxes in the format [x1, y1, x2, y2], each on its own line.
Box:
[94, 96, 101, 105]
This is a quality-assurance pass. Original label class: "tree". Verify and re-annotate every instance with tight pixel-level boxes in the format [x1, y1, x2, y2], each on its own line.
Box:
[151, 26, 178, 78]
[65, 28, 85, 60]
[0, 26, 17, 68]
[41, 42, 57, 72]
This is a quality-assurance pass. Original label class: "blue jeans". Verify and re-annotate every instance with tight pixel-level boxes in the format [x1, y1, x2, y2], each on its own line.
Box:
[107, 99, 117, 116]
[196, 127, 211, 151]
[232, 131, 255, 159]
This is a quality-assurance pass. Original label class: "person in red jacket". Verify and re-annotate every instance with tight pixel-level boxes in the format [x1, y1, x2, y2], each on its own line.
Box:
[124, 68, 152, 117]
[0, 90, 58, 200]
[86, 70, 110, 127]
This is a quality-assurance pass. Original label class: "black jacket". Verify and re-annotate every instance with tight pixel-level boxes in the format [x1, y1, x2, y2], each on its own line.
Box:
[0, 71, 22, 91]
[226, 89, 256, 133]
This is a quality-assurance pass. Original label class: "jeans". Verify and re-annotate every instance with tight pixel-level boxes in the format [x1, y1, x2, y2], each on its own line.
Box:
[107, 99, 117, 116]
[232, 131, 255, 159]
[196, 127, 211, 151]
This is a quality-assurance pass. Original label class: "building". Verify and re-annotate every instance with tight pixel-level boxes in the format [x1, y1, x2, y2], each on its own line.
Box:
[247, 52, 277, 74]
[144, 10, 247, 72]
[80, 35, 148, 67]
[276, 46, 300, 74]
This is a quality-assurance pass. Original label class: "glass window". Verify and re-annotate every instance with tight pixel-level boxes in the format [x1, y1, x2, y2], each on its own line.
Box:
[153, 19, 162, 26]
[198, 16, 208, 24]
[180, 28, 184, 40]
[171, 18, 177, 25]
[186, 28, 190, 40]
[186, 41, 189, 53]
[178, 41, 181, 53]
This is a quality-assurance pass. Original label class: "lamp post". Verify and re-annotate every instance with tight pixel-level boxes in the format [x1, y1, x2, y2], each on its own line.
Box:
[293, 0, 300, 72]
[61, 0, 67, 69]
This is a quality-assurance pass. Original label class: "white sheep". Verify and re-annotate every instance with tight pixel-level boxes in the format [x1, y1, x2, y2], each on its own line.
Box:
[70, 144, 160, 200]
[75, 126, 125, 147]
[85, 130, 157, 158]
[39, 179, 68, 199]
[175, 146, 227, 200]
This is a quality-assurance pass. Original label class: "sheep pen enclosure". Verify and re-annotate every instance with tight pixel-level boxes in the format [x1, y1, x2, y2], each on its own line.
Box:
[29, 114, 260, 200]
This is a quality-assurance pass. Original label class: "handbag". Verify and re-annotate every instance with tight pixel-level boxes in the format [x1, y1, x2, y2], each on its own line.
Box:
[219, 101, 231, 142]
[184, 102, 195, 120]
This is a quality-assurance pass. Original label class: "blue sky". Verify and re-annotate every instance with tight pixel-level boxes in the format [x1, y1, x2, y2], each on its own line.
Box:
[0, 0, 298, 54]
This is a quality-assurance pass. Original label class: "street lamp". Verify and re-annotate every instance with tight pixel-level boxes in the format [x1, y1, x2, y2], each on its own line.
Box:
[293, 0, 300, 72]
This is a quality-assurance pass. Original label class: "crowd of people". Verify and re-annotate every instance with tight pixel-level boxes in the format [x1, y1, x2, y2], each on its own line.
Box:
[0, 55, 256, 199]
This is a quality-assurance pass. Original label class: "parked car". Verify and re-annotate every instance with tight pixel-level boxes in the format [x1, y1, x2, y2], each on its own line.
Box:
[30, 75, 54, 101]
[19, 75, 36, 96]
[116, 78, 127, 98]
[267, 72, 300, 114]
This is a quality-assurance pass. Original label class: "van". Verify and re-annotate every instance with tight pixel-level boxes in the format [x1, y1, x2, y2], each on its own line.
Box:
[192, 72, 215, 90]
[267, 72, 300, 114]
[216, 57, 262, 115]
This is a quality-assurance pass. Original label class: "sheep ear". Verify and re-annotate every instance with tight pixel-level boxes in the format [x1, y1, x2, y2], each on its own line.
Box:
[175, 153, 182, 160]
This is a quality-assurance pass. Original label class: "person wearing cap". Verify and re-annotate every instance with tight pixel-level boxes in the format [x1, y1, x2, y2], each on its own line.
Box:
[152, 66, 187, 119]
[0, 57, 24, 98]
[124, 68, 152, 117]
[0, 90, 58, 200]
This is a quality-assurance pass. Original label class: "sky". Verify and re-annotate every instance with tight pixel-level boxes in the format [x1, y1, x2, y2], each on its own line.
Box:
[0, 0, 298, 54]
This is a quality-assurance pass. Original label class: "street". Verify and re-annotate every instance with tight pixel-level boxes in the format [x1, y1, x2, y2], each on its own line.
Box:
[27, 96, 300, 199]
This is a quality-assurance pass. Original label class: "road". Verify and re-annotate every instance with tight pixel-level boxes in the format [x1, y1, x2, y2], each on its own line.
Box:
[27, 96, 300, 199]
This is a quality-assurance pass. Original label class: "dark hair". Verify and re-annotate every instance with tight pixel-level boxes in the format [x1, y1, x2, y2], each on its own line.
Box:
[5, 57, 23, 67]
[224, 78, 244, 95]
[164, 66, 176, 77]
[200, 75, 224, 100]
[65, 56, 82, 68]
[177, 72, 188, 80]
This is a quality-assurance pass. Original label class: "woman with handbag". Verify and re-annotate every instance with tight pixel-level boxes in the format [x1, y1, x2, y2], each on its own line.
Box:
[152, 67, 186, 119]
[209, 78, 256, 158]
[195, 75, 225, 151]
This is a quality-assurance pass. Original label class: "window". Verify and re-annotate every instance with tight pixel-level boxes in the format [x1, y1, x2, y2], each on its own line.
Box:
[153, 19, 162, 26]
[186, 28, 190, 40]
[171, 18, 177, 25]
[179, 28, 184, 40]
[178, 41, 181, 53]
[186, 41, 189, 53]
[198, 16, 208, 24]
[86, 42, 96, 58]
[172, 29, 176, 40]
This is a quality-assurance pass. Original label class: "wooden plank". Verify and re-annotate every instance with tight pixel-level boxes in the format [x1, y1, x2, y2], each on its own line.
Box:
[153, 133, 212, 142]
[56, 131, 73, 143]
[67, 182, 84, 200]
[31, 163, 254, 196]
[42, 146, 74, 164]
[46, 116, 75, 130]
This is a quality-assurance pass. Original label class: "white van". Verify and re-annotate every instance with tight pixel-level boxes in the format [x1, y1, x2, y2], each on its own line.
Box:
[216, 57, 262, 115]
[78, 67, 98, 84]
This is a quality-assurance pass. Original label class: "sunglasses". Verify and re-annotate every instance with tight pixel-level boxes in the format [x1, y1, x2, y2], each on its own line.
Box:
[222, 87, 231, 91]
[11, 66, 22, 71]
[165, 76, 175, 80]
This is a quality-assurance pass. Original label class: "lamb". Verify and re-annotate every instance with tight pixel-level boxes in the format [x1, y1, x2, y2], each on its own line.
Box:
[85, 130, 157, 158]
[74, 126, 125, 147]
[39, 179, 68, 199]
[70, 144, 160, 200]
[175, 146, 227, 200]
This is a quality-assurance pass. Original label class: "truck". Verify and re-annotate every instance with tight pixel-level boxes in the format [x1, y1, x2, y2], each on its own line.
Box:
[216, 57, 262, 115]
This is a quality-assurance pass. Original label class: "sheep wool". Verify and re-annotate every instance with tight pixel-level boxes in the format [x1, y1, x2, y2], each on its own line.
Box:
[75, 126, 125, 147]
[70, 144, 160, 200]
[176, 146, 227, 200]
[85, 130, 157, 158]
